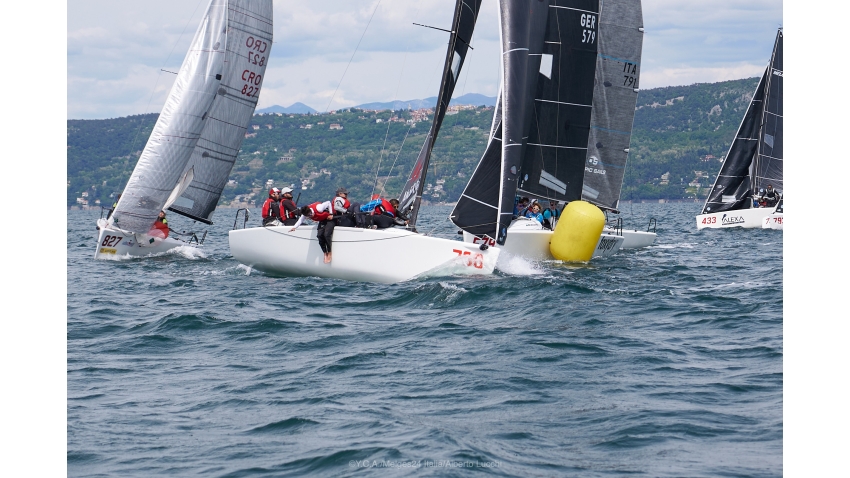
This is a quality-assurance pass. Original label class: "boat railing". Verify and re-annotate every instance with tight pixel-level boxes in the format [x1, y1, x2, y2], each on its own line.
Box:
[233, 208, 251, 230]
[647, 217, 657, 233]
[608, 217, 623, 236]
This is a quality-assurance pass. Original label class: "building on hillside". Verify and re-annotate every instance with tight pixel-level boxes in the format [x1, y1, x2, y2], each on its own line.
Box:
[252, 125, 260, 130]
[245, 132, 256, 138]
[265, 124, 273, 129]
[329, 123, 343, 130]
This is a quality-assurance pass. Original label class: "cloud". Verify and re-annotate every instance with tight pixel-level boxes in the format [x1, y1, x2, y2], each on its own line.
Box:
[67, 0, 783, 119]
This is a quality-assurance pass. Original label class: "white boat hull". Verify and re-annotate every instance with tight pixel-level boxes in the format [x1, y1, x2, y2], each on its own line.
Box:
[604, 228, 656, 249]
[696, 206, 780, 230]
[463, 218, 624, 261]
[762, 213, 784, 230]
[228, 225, 500, 284]
[94, 219, 197, 259]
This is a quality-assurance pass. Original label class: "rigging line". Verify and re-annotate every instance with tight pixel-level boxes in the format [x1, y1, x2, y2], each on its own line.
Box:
[127, 0, 207, 168]
[380, 122, 415, 197]
[370, 0, 421, 198]
[325, 0, 382, 113]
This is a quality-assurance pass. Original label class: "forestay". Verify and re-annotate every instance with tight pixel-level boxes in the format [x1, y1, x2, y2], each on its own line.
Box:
[169, 0, 274, 224]
[581, 0, 643, 211]
[112, 0, 228, 234]
[398, 0, 482, 227]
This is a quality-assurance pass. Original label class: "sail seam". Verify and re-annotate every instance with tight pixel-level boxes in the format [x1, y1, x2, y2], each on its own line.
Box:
[503, 48, 529, 55]
[549, 6, 598, 15]
[528, 142, 587, 150]
[534, 98, 591, 108]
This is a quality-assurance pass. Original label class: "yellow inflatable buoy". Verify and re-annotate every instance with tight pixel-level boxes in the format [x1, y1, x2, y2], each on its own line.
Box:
[549, 201, 605, 262]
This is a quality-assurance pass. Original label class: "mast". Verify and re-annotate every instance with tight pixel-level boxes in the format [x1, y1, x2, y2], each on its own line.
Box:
[397, 0, 482, 227]
[169, 0, 274, 224]
[112, 0, 227, 234]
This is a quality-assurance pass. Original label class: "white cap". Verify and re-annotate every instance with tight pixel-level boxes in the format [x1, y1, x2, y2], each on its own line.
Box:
[280, 187, 293, 195]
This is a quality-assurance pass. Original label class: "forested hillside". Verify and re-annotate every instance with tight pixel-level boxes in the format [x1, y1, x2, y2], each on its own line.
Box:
[68, 77, 760, 209]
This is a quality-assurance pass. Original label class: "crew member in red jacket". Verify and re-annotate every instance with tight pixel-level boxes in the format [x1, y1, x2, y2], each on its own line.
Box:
[151, 210, 170, 239]
[279, 187, 299, 226]
[370, 196, 397, 229]
[261, 188, 283, 226]
[290, 200, 336, 263]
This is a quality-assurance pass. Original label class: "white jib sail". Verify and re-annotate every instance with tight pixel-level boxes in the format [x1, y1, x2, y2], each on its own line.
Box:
[112, 0, 228, 234]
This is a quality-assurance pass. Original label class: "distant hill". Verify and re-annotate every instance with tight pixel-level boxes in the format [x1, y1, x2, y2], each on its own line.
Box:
[256, 102, 318, 114]
[68, 78, 760, 209]
[353, 93, 497, 111]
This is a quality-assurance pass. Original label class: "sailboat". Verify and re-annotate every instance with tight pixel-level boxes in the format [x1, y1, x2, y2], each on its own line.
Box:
[696, 28, 783, 230]
[227, 0, 501, 284]
[94, 0, 273, 259]
[453, 0, 650, 260]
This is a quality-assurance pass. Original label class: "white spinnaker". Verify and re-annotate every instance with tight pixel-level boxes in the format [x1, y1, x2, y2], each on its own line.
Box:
[112, 0, 227, 234]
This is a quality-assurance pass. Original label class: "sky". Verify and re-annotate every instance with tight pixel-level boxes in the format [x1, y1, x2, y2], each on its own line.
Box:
[67, 0, 784, 119]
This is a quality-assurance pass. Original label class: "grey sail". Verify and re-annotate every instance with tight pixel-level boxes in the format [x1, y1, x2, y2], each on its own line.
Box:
[581, 0, 643, 211]
[515, 0, 601, 206]
[701, 29, 782, 214]
[398, 0, 482, 227]
[112, 0, 228, 234]
[169, 0, 274, 224]
[451, 0, 550, 245]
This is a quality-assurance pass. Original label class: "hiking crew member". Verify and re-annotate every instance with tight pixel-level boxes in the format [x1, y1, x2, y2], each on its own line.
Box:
[107, 194, 121, 220]
[261, 188, 283, 226]
[290, 200, 336, 264]
[333, 187, 356, 227]
[370, 197, 397, 229]
[279, 187, 299, 226]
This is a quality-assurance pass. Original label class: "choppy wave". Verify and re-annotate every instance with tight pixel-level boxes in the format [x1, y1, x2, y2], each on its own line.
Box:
[67, 204, 782, 476]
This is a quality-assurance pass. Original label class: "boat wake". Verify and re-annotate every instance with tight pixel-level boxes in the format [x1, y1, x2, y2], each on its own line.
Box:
[168, 245, 206, 260]
[495, 252, 544, 276]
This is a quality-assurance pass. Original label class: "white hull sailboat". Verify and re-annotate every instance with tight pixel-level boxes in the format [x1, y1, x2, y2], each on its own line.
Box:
[230, 226, 499, 284]
[697, 29, 783, 231]
[228, 0, 498, 284]
[95, 0, 273, 259]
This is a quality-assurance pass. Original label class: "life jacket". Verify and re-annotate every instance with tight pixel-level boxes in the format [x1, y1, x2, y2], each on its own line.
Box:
[281, 198, 298, 220]
[153, 219, 169, 238]
[374, 198, 396, 217]
[334, 196, 351, 213]
[262, 197, 281, 219]
[307, 202, 331, 222]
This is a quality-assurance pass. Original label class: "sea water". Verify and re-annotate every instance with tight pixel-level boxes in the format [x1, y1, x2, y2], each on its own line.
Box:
[67, 203, 782, 476]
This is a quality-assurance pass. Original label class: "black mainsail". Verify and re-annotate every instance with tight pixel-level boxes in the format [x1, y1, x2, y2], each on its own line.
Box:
[515, 0, 601, 206]
[581, 0, 643, 211]
[702, 29, 782, 214]
[451, 0, 552, 245]
[397, 0, 482, 227]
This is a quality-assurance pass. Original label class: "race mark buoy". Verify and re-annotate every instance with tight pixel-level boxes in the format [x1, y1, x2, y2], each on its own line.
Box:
[549, 201, 605, 262]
